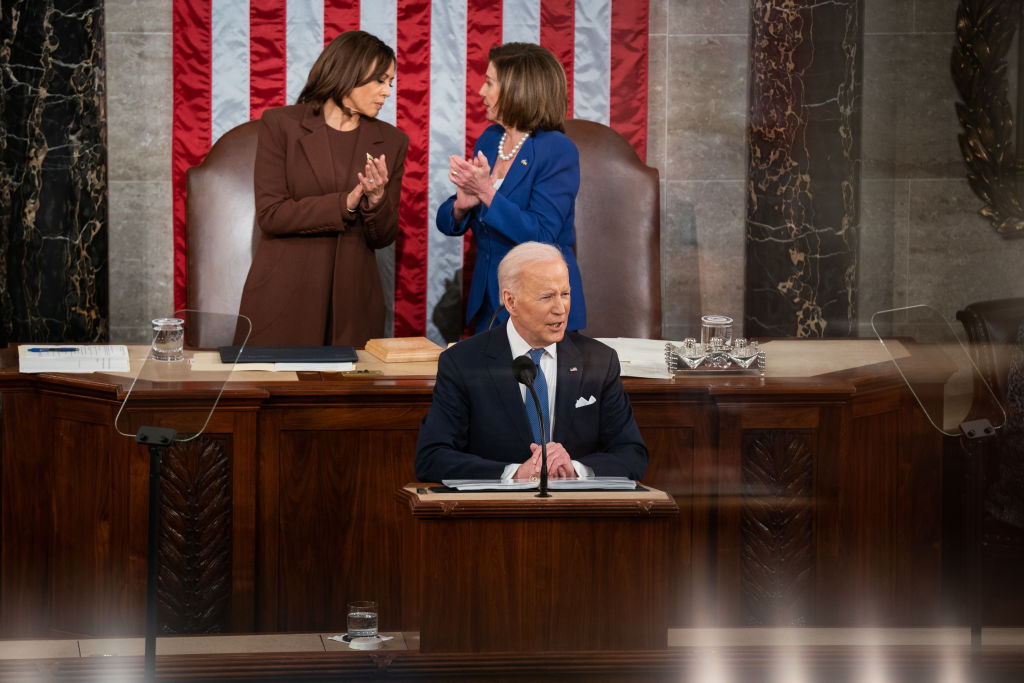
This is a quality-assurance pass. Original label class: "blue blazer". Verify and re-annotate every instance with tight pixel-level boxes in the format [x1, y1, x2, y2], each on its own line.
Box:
[415, 323, 648, 482]
[436, 125, 587, 332]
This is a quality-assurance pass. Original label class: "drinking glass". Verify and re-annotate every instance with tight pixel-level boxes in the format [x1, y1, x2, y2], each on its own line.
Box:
[347, 600, 378, 638]
[151, 318, 184, 361]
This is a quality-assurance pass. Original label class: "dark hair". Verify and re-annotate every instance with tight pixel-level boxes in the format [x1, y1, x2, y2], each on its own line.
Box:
[488, 43, 567, 133]
[297, 31, 395, 115]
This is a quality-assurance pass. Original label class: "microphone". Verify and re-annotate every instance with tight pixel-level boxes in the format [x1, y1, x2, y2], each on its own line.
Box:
[487, 305, 505, 330]
[512, 355, 549, 498]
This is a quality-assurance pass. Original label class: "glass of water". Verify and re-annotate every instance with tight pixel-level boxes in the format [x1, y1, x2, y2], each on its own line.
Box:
[347, 600, 378, 638]
[151, 317, 185, 361]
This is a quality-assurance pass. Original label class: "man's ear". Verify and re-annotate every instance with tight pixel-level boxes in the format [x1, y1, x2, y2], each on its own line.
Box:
[501, 289, 516, 314]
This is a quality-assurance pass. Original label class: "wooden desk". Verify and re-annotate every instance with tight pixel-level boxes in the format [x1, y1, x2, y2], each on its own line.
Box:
[400, 484, 679, 652]
[0, 340, 944, 639]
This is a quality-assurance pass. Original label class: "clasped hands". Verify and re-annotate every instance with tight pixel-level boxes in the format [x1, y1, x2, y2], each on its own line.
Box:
[346, 153, 388, 212]
[448, 151, 496, 217]
[514, 441, 578, 480]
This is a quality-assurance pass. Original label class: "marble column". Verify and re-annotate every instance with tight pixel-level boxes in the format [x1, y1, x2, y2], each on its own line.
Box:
[0, 0, 107, 344]
[744, 0, 862, 338]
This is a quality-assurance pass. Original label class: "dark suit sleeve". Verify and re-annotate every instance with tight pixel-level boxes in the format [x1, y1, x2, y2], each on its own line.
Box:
[575, 348, 649, 480]
[253, 110, 351, 236]
[415, 348, 512, 482]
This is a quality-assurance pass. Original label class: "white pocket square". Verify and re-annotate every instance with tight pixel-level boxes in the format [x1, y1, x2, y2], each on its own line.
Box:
[575, 395, 597, 408]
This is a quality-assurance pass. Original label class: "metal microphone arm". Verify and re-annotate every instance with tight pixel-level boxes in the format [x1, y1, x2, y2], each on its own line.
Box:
[487, 305, 505, 330]
[523, 382, 550, 498]
[512, 354, 550, 498]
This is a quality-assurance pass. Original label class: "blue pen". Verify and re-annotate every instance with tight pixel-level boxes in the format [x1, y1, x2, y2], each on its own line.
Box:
[27, 347, 79, 353]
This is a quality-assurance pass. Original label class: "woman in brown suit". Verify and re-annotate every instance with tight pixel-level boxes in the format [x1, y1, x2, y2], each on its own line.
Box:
[238, 30, 409, 346]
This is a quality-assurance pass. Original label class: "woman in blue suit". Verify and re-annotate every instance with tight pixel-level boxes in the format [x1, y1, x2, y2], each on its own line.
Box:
[436, 42, 586, 334]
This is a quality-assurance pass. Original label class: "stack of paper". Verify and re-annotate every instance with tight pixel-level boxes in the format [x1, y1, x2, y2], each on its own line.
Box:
[441, 477, 637, 491]
[441, 480, 538, 491]
[594, 338, 674, 379]
[18, 345, 130, 373]
[547, 477, 637, 490]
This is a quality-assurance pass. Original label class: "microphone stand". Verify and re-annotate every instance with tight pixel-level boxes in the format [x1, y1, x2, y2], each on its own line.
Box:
[523, 384, 550, 498]
[137, 425, 178, 682]
[959, 418, 997, 653]
[513, 354, 549, 498]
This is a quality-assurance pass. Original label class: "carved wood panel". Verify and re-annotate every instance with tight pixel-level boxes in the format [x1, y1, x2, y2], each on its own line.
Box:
[953, 0, 1024, 237]
[740, 429, 815, 626]
[158, 435, 232, 634]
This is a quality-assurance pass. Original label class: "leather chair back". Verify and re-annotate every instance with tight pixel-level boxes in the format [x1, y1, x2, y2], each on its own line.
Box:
[185, 120, 260, 346]
[185, 118, 663, 344]
[565, 119, 661, 339]
[956, 297, 1024, 404]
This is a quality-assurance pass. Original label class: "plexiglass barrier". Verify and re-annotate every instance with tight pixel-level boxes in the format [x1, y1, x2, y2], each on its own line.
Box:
[114, 309, 252, 441]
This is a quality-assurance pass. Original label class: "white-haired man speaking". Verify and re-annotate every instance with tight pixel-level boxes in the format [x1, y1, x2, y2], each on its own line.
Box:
[415, 241, 648, 482]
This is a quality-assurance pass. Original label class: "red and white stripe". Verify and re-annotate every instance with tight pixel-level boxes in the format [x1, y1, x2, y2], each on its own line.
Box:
[172, 0, 649, 340]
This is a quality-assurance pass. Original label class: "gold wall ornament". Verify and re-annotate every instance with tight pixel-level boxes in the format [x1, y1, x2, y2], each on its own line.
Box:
[953, 0, 1024, 237]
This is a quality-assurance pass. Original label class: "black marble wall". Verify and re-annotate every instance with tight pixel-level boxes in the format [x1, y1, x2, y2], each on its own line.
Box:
[745, 0, 863, 338]
[0, 0, 107, 344]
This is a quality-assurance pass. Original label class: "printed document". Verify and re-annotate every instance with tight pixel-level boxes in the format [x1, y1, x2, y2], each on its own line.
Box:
[441, 477, 637, 491]
[18, 345, 131, 373]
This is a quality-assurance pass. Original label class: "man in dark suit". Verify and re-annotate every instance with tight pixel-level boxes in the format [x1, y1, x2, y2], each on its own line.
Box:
[415, 242, 648, 482]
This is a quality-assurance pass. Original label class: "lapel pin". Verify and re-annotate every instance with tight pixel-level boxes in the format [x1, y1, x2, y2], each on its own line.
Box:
[570, 367, 578, 372]
[521, 159, 528, 165]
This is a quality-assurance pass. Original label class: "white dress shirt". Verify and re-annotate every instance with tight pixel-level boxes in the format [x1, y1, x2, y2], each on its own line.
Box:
[501, 322, 593, 480]
[507, 322, 557, 433]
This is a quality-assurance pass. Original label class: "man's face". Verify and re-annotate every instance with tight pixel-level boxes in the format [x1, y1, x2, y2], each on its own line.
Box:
[504, 258, 571, 348]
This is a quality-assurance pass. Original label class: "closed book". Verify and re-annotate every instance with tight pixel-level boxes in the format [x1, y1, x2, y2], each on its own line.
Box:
[218, 345, 357, 364]
[364, 337, 443, 363]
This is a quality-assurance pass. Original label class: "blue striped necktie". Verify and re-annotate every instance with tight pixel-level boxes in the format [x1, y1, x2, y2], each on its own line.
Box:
[525, 348, 550, 444]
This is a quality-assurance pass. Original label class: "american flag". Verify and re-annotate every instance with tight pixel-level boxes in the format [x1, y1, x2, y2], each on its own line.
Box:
[172, 0, 649, 340]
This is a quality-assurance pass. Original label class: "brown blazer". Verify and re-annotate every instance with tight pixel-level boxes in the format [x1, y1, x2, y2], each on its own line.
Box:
[237, 102, 409, 346]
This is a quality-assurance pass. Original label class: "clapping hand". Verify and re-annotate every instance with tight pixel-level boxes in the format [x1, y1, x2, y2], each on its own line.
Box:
[449, 152, 495, 218]
[347, 154, 389, 211]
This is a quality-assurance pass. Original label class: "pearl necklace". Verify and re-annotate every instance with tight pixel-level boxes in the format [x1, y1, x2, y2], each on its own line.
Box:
[497, 130, 529, 161]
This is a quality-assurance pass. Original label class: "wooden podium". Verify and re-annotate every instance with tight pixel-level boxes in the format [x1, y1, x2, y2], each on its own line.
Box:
[398, 484, 679, 652]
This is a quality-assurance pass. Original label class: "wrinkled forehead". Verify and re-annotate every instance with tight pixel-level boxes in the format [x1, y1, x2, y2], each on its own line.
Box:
[521, 259, 570, 291]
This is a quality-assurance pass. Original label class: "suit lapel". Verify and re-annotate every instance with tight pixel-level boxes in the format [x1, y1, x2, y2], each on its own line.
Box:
[495, 131, 533, 197]
[298, 105, 335, 196]
[349, 119, 389, 190]
[359, 117, 388, 160]
[485, 324, 534, 447]
[554, 333, 583, 441]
